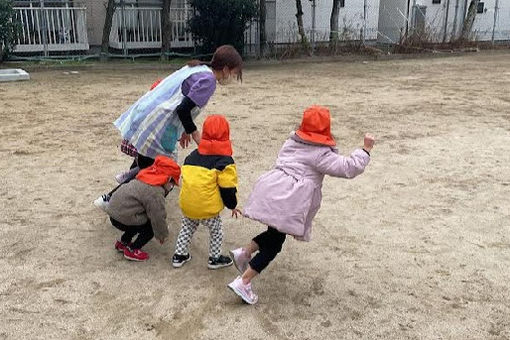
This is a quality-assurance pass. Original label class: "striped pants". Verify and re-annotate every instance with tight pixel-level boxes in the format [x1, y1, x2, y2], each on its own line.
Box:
[174, 215, 223, 259]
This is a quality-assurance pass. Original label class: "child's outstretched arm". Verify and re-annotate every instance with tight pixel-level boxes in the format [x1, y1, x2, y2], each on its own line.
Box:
[315, 133, 375, 178]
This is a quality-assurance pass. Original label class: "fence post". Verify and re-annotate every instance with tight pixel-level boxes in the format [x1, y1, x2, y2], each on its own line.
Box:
[443, 0, 451, 42]
[491, 0, 499, 44]
[40, 0, 48, 57]
[259, 0, 266, 58]
[120, 0, 127, 56]
[411, 0, 417, 30]
[363, 0, 367, 45]
[451, 0, 460, 40]
[311, 0, 316, 54]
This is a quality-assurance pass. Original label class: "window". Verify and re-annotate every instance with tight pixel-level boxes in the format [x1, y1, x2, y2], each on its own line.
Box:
[432, 0, 441, 4]
[477, 2, 485, 13]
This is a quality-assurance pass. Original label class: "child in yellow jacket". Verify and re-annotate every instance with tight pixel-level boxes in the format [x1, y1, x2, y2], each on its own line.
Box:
[172, 115, 241, 269]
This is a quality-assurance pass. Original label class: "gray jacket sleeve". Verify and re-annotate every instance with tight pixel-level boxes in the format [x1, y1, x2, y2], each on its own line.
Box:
[143, 189, 169, 240]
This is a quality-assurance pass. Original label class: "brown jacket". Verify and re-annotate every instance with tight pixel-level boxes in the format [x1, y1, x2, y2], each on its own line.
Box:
[105, 179, 169, 240]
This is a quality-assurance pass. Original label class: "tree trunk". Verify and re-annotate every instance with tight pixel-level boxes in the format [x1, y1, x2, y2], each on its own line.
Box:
[101, 0, 116, 60]
[259, 0, 267, 58]
[329, 0, 340, 45]
[460, 0, 479, 41]
[295, 0, 308, 46]
[161, 0, 172, 60]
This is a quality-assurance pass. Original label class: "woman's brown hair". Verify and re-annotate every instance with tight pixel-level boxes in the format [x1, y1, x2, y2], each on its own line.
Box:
[187, 45, 243, 81]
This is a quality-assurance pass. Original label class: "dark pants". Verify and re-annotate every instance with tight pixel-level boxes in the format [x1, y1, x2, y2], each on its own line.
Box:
[130, 154, 155, 170]
[110, 217, 154, 250]
[108, 154, 156, 197]
[249, 227, 286, 273]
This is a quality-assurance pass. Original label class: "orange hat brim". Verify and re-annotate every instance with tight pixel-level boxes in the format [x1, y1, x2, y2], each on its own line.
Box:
[136, 156, 181, 186]
[198, 139, 233, 156]
[296, 130, 336, 146]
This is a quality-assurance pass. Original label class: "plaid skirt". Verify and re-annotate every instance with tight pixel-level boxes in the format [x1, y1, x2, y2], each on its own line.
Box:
[120, 139, 138, 157]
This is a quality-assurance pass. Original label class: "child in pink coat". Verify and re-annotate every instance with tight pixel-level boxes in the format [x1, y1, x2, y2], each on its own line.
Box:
[227, 106, 375, 304]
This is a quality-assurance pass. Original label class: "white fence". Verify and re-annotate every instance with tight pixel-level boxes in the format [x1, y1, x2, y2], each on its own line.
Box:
[109, 5, 193, 50]
[13, 5, 89, 53]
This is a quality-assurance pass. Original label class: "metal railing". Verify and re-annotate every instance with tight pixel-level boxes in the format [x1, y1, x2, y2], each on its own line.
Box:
[13, 4, 89, 55]
[109, 5, 194, 51]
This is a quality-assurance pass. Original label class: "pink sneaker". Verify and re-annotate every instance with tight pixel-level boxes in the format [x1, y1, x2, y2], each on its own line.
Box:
[229, 248, 250, 274]
[114, 240, 132, 253]
[123, 247, 149, 262]
[227, 276, 258, 305]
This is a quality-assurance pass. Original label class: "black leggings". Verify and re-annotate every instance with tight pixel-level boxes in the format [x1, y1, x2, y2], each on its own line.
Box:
[249, 227, 286, 273]
[110, 218, 154, 250]
[130, 154, 155, 170]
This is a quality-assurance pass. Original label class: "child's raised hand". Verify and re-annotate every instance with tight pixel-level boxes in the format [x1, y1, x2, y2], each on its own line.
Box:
[363, 133, 375, 152]
[179, 132, 191, 148]
[231, 208, 243, 218]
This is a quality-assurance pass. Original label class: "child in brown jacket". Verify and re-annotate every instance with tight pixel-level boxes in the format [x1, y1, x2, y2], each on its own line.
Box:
[105, 156, 181, 261]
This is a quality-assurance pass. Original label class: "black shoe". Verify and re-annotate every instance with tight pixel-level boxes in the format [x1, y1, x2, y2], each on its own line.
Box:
[172, 253, 191, 268]
[208, 255, 233, 270]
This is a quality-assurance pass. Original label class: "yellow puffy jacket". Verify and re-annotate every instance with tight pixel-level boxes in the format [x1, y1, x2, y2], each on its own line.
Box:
[179, 150, 238, 219]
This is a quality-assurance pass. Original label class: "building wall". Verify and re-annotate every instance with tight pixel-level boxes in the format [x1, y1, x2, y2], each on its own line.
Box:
[415, 0, 510, 41]
[274, 0, 380, 44]
[470, 0, 510, 41]
[490, 0, 510, 41]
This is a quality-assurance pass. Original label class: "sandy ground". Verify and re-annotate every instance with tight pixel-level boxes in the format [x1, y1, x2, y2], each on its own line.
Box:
[1, 51, 510, 340]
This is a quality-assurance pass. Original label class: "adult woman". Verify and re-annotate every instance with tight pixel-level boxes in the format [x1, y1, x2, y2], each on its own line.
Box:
[94, 45, 243, 209]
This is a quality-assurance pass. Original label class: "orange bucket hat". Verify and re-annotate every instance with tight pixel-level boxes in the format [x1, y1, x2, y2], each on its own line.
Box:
[136, 155, 181, 186]
[198, 115, 233, 156]
[295, 106, 336, 146]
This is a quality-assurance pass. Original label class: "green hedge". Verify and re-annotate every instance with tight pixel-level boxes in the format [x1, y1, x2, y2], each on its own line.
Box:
[188, 0, 258, 55]
[0, 0, 20, 62]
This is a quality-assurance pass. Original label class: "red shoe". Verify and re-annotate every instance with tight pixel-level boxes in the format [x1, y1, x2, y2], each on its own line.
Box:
[123, 247, 149, 262]
[115, 241, 132, 253]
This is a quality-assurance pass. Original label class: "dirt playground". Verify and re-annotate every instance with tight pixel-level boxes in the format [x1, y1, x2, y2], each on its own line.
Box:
[1, 51, 509, 339]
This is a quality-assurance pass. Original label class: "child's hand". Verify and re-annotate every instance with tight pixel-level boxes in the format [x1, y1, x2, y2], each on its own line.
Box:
[231, 208, 243, 218]
[179, 132, 191, 148]
[363, 133, 375, 152]
[191, 130, 201, 145]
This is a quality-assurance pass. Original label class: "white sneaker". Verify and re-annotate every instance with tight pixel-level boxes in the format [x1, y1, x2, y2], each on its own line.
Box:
[229, 248, 250, 274]
[93, 194, 109, 212]
[115, 167, 139, 184]
[227, 276, 258, 305]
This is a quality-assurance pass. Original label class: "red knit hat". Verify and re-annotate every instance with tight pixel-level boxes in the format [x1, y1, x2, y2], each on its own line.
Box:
[295, 106, 336, 146]
[136, 156, 181, 186]
[198, 115, 233, 156]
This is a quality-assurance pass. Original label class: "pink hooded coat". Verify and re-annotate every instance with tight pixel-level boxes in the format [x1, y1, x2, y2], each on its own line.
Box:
[243, 134, 370, 241]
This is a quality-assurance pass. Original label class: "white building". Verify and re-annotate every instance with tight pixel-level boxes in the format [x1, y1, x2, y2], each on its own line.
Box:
[378, 0, 510, 43]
